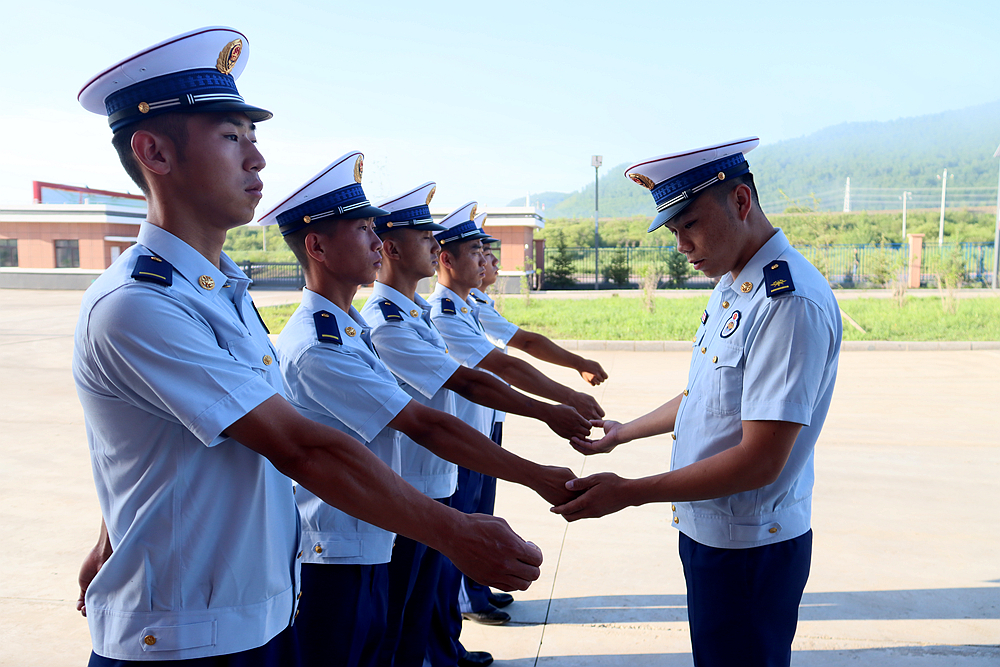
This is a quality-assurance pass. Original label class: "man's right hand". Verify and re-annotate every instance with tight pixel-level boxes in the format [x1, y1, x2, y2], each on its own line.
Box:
[543, 404, 592, 440]
[446, 513, 543, 590]
[569, 419, 624, 455]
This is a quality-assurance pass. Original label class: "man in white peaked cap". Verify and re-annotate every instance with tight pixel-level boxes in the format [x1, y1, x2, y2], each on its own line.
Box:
[73, 29, 544, 666]
[553, 138, 842, 667]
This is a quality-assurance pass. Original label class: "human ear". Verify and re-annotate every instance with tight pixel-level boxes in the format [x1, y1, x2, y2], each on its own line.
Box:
[733, 183, 753, 222]
[380, 237, 401, 261]
[131, 130, 174, 177]
[304, 232, 326, 264]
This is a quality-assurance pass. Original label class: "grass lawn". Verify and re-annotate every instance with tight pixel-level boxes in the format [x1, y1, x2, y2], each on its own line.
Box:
[257, 294, 1000, 342]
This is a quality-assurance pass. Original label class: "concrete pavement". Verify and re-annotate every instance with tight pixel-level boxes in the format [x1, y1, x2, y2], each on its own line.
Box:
[0, 289, 997, 665]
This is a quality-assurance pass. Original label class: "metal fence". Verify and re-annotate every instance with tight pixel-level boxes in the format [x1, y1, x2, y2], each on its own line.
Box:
[542, 242, 996, 289]
[241, 262, 305, 289]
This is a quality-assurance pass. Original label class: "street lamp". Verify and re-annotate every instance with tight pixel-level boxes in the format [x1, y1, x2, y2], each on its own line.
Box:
[592, 155, 602, 290]
[993, 144, 1000, 289]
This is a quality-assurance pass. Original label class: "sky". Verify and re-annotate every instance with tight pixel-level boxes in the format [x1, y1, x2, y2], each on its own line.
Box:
[0, 0, 997, 215]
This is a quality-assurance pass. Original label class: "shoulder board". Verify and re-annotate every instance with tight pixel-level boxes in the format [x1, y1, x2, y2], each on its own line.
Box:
[313, 310, 343, 345]
[378, 300, 404, 322]
[131, 255, 173, 286]
[441, 297, 456, 315]
[252, 302, 270, 334]
[472, 294, 488, 304]
[764, 260, 795, 298]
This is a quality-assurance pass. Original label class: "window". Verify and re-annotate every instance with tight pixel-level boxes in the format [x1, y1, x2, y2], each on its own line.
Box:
[55, 240, 79, 268]
[0, 239, 16, 267]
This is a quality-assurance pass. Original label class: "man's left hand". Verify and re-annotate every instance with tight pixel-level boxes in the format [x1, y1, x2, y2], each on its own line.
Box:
[550, 472, 634, 522]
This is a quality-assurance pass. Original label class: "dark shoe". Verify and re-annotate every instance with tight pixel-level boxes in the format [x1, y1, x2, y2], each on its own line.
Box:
[458, 651, 494, 667]
[487, 591, 514, 608]
[461, 605, 510, 625]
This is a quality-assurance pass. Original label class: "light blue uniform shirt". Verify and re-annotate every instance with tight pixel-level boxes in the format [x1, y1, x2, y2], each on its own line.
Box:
[361, 282, 460, 499]
[470, 288, 520, 423]
[672, 229, 842, 549]
[277, 289, 411, 565]
[73, 222, 299, 661]
[428, 284, 496, 437]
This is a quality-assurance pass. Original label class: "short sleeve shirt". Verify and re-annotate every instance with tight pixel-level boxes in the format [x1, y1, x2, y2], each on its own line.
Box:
[671, 229, 842, 549]
[361, 282, 460, 499]
[277, 289, 411, 565]
[469, 288, 519, 423]
[428, 284, 497, 437]
[73, 223, 298, 661]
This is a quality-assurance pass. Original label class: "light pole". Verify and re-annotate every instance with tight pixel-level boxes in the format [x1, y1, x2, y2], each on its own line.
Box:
[938, 168, 949, 246]
[592, 155, 602, 290]
[993, 144, 1000, 289]
[901, 191, 912, 239]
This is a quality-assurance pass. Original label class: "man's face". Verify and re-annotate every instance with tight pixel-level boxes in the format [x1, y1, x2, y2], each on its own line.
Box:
[173, 113, 266, 229]
[315, 217, 382, 285]
[443, 239, 486, 291]
[393, 228, 441, 279]
[481, 243, 500, 289]
[661, 188, 745, 279]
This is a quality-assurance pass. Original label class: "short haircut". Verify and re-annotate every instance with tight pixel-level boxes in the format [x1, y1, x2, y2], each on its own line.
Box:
[440, 238, 480, 258]
[711, 172, 759, 208]
[111, 113, 191, 195]
[283, 219, 339, 269]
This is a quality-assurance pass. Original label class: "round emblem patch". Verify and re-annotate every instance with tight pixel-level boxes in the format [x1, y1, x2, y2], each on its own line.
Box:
[720, 310, 742, 338]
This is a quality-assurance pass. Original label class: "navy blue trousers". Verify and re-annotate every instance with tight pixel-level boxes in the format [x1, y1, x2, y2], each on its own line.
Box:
[460, 422, 502, 615]
[295, 562, 388, 667]
[426, 461, 488, 666]
[678, 529, 813, 667]
[377, 499, 448, 667]
[88, 624, 300, 667]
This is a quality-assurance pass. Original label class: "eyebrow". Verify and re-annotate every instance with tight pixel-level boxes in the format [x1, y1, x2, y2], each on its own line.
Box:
[219, 116, 256, 132]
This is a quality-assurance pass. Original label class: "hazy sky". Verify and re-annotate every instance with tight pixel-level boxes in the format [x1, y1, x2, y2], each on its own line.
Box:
[1, 0, 997, 214]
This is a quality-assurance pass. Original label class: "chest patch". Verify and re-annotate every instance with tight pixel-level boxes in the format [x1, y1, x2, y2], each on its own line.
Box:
[701, 309, 709, 325]
[720, 310, 741, 338]
[313, 310, 343, 345]
[764, 261, 795, 298]
[378, 300, 404, 322]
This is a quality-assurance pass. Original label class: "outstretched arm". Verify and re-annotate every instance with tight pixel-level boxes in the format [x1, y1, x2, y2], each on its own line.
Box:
[476, 348, 604, 420]
[76, 519, 113, 617]
[227, 395, 542, 590]
[443, 365, 591, 440]
[390, 402, 577, 506]
[569, 393, 684, 455]
[508, 329, 608, 386]
[552, 420, 802, 521]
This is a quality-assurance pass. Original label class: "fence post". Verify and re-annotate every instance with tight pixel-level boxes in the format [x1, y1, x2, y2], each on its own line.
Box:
[907, 234, 924, 289]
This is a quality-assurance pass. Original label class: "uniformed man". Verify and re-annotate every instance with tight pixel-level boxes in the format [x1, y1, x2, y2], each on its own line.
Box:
[73, 28, 544, 666]
[456, 220, 610, 619]
[425, 204, 608, 664]
[360, 184, 592, 667]
[259, 158, 577, 667]
[552, 138, 842, 667]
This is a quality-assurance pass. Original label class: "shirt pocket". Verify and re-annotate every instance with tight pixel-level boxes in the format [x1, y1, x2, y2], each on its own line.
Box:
[225, 335, 270, 379]
[705, 343, 743, 416]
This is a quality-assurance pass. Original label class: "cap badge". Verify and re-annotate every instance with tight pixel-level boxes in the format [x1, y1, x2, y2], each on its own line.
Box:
[303, 215, 311, 224]
[216, 39, 243, 76]
[138, 102, 150, 114]
[353, 155, 364, 184]
[386, 221, 394, 228]
[426, 186, 436, 205]
[629, 173, 655, 190]
[741, 281, 752, 293]
[717, 171, 726, 181]
[470, 204, 477, 220]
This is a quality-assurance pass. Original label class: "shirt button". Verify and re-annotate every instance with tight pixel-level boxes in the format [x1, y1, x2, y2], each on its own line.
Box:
[701, 347, 707, 354]
[297, 551, 303, 559]
[143, 635, 157, 646]
[671, 505, 676, 511]
[313, 544, 323, 554]
[722, 301, 730, 308]
[683, 389, 689, 396]
[769, 527, 779, 534]
[295, 609, 300, 619]
[671, 433, 676, 440]
[673, 517, 680, 524]
[262, 355, 273, 366]
[712, 356, 718, 363]
[297, 591, 303, 600]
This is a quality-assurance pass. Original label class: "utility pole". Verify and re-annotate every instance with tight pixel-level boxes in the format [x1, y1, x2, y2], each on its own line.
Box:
[843, 177, 851, 213]
[592, 155, 602, 290]
[993, 145, 1000, 289]
[902, 191, 912, 239]
[939, 168, 948, 246]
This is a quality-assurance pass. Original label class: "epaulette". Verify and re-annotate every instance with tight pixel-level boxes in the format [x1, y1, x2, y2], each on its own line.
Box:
[441, 297, 456, 315]
[313, 310, 342, 345]
[378, 300, 404, 322]
[472, 294, 488, 304]
[764, 260, 795, 298]
[131, 255, 173, 286]
[252, 302, 270, 334]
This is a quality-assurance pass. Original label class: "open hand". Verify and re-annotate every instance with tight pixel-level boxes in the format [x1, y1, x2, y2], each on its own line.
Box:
[569, 419, 623, 455]
[550, 472, 633, 522]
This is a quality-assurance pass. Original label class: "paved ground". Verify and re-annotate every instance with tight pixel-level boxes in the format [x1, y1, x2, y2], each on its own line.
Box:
[1, 289, 998, 666]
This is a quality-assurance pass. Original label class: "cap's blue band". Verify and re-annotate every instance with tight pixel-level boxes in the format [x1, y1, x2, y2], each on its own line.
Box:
[277, 184, 370, 233]
[105, 69, 243, 131]
[651, 154, 749, 211]
[377, 204, 432, 226]
[435, 219, 481, 244]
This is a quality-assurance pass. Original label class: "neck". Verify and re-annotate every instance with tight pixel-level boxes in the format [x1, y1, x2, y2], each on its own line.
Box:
[305, 271, 360, 314]
[378, 262, 424, 301]
[144, 193, 230, 269]
[729, 212, 777, 281]
[436, 274, 472, 302]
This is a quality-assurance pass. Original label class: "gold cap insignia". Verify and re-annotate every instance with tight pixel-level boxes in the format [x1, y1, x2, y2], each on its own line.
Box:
[345, 327, 357, 337]
[353, 155, 363, 183]
[629, 173, 655, 190]
[386, 221, 394, 228]
[426, 186, 436, 205]
[303, 215, 311, 224]
[138, 102, 150, 114]
[741, 281, 753, 293]
[198, 275, 215, 290]
[216, 39, 243, 76]
[717, 171, 726, 181]
[470, 205, 477, 220]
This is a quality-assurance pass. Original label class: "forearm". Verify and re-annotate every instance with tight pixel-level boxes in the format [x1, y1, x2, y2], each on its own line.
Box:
[483, 354, 576, 405]
[447, 369, 553, 423]
[514, 332, 585, 368]
[615, 394, 683, 445]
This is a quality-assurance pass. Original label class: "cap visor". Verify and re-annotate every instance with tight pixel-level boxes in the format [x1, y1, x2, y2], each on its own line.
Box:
[647, 200, 694, 233]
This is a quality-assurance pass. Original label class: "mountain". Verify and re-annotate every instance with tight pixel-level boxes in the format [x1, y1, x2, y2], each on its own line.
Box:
[522, 100, 1000, 218]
